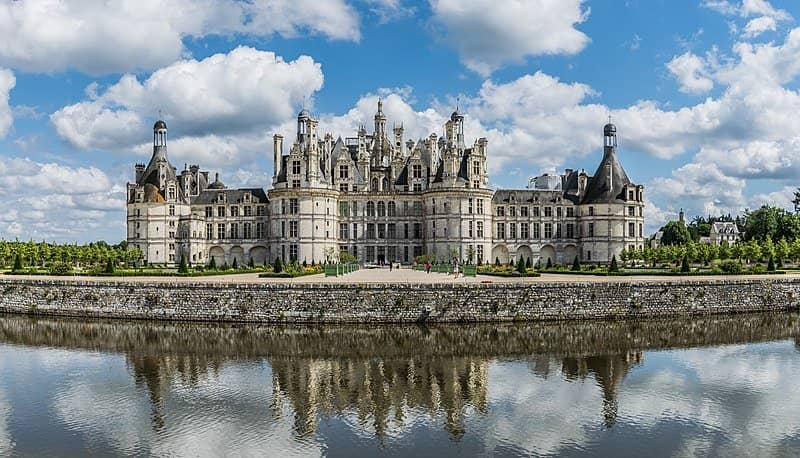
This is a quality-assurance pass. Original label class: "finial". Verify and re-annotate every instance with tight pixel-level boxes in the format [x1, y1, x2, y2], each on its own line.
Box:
[608, 114, 612, 124]
[456, 97, 460, 112]
[158, 108, 162, 120]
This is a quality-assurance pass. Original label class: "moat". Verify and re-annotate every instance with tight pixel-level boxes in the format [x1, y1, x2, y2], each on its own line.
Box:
[0, 312, 799, 456]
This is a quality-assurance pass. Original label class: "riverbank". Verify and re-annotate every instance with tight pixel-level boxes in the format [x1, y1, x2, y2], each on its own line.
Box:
[1, 271, 799, 323]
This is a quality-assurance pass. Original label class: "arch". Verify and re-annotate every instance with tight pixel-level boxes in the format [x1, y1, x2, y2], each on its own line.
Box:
[371, 177, 379, 192]
[539, 245, 556, 266]
[382, 177, 389, 191]
[366, 201, 376, 217]
[377, 201, 386, 217]
[209, 246, 225, 266]
[491, 244, 510, 265]
[516, 245, 533, 265]
[564, 244, 578, 265]
[249, 246, 268, 266]
[230, 246, 244, 266]
[387, 201, 396, 217]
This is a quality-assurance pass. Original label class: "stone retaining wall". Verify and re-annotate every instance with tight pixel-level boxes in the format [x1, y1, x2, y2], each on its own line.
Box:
[0, 277, 798, 323]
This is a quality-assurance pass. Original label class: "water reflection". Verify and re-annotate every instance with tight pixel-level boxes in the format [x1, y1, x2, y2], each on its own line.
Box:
[0, 313, 798, 456]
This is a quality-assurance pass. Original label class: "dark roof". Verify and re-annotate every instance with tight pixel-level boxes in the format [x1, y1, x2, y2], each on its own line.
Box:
[492, 189, 566, 204]
[154, 120, 167, 130]
[604, 123, 616, 136]
[191, 188, 268, 205]
[395, 163, 409, 186]
[581, 150, 633, 204]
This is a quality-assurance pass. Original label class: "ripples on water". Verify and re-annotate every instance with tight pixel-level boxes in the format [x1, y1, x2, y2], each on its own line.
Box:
[0, 313, 798, 457]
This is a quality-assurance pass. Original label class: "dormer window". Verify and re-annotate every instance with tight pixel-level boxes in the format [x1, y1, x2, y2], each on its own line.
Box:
[292, 160, 301, 174]
[217, 194, 224, 203]
[244, 193, 251, 202]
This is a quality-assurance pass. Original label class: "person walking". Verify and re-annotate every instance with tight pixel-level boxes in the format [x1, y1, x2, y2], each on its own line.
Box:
[425, 260, 431, 274]
[389, 262, 393, 272]
[453, 260, 459, 279]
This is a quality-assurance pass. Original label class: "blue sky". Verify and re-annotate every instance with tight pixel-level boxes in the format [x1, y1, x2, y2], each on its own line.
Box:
[1, 0, 800, 242]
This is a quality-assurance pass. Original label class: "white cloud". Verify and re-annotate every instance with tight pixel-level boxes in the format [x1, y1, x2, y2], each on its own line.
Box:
[51, 46, 324, 158]
[0, 0, 360, 74]
[667, 52, 715, 94]
[0, 68, 14, 138]
[648, 162, 747, 218]
[429, 0, 590, 76]
[702, 0, 791, 39]
[743, 16, 778, 38]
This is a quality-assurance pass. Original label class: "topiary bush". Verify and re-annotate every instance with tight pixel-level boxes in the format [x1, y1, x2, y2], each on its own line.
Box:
[571, 255, 581, 271]
[273, 257, 283, 273]
[49, 262, 72, 276]
[717, 260, 743, 274]
[609, 255, 619, 273]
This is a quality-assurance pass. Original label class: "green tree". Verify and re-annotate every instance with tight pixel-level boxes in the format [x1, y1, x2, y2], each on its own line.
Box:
[744, 205, 783, 241]
[545, 257, 553, 269]
[178, 254, 189, 274]
[776, 238, 790, 264]
[516, 256, 526, 273]
[768, 256, 776, 272]
[609, 255, 619, 273]
[232, 258, 238, 269]
[104, 257, 115, 274]
[12, 253, 22, 271]
[273, 257, 283, 273]
[680, 255, 690, 273]
[571, 255, 581, 271]
[660, 221, 692, 245]
[208, 256, 217, 270]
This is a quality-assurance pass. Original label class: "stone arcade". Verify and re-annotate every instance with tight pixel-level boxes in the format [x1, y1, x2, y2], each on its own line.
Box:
[127, 102, 644, 266]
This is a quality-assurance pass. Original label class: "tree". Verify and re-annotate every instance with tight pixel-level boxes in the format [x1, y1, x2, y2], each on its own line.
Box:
[545, 257, 553, 269]
[660, 221, 692, 245]
[571, 255, 581, 271]
[104, 257, 115, 274]
[761, 236, 776, 262]
[680, 255, 690, 273]
[273, 257, 283, 273]
[12, 253, 22, 271]
[743, 205, 783, 241]
[232, 258, 238, 269]
[249, 257, 255, 268]
[516, 256, 526, 273]
[768, 256, 776, 272]
[178, 254, 189, 274]
[609, 255, 619, 273]
[776, 238, 791, 264]
[793, 187, 800, 213]
[495, 257, 500, 266]
[209, 256, 217, 270]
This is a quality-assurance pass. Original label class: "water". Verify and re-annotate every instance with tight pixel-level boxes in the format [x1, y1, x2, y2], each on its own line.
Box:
[0, 313, 799, 457]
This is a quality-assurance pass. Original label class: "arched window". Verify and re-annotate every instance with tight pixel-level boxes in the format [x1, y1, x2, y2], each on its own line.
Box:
[371, 178, 378, 192]
[377, 201, 386, 217]
[382, 177, 389, 191]
[367, 201, 376, 217]
[387, 201, 396, 217]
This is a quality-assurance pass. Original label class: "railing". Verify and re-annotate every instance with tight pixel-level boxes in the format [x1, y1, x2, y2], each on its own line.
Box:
[323, 263, 360, 277]
[413, 263, 477, 277]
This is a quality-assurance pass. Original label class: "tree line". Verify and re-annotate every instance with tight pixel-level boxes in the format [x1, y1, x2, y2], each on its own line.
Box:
[0, 240, 143, 270]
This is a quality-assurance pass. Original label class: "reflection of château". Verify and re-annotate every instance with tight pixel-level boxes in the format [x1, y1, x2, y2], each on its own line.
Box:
[270, 357, 488, 440]
[0, 314, 796, 438]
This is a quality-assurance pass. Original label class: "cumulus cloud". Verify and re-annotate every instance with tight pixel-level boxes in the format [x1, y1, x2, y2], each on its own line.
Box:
[702, 0, 791, 39]
[51, 46, 324, 157]
[0, 68, 14, 138]
[743, 16, 778, 38]
[667, 52, 715, 94]
[0, 0, 360, 74]
[429, 0, 590, 76]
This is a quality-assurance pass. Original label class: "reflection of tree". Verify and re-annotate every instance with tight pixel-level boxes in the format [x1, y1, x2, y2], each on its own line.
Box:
[561, 352, 643, 428]
[269, 357, 488, 440]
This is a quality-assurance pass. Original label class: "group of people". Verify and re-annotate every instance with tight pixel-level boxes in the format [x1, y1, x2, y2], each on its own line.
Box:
[422, 259, 461, 278]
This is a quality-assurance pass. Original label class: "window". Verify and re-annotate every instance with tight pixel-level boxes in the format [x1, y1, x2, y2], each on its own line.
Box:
[339, 201, 349, 217]
[496, 206, 505, 217]
[289, 221, 298, 237]
[377, 201, 386, 217]
[629, 222, 635, 237]
[520, 222, 529, 239]
[640, 223, 643, 237]
[588, 206, 594, 216]
[477, 245, 484, 264]
[468, 198, 473, 214]
[340, 183, 349, 192]
[566, 223, 574, 238]
[533, 207, 540, 217]
[257, 205, 266, 216]
[169, 205, 175, 216]
[217, 223, 225, 239]
[473, 161, 481, 176]
[556, 223, 562, 238]
[588, 222, 594, 236]
[533, 223, 540, 238]
[414, 223, 422, 238]
[352, 223, 358, 239]
[292, 160, 301, 174]
[586, 250, 592, 261]
[339, 165, 349, 179]
[367, 223, 376, 239]
[509, 206, 516, 217]
[544, 223, 553, 238]
[206, 223, 213, 240]
[367, 201, 376, 216]
[413, 183, 422, 192]
[230, 206, 239, 217]
[628, 190, 634, 200]
[388, 223, 396, 239]
[289, 245, 298, 262]
[230, 223, 239, 239]
[289, 198, 299, 214]
[217, 207, 225, 217]
[244, 206, 252, 217]
[243, 223, 252, 239]
[340, 223, 349, 239]
[413, 201, 422, 216]
[378, 224, 386, 238]
[566, 207, 574, 217]
[520, 206, 528, 217]
[477, 199, 484, 215]
[628, 206, 635, 216]
[468, 221, 473, 237]
[387, 201, 396, 216]
[256, 222, 266, 238]
[291, 179, 300, 188]
[496, 222, 505, 238]
[404, 223, 409, 239]
[557, 207, 562, 218]
[477, 221, 484, 238]
[509, 223, 517, 239]
[412, 164, 423, 179]
[544, 207, 552, 217]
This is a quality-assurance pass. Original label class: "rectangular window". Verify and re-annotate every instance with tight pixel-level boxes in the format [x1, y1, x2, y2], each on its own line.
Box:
[256, 222, 266, 238]
[520, 222, 529, 239]
[404, 223, 409, 239]
[588, 207, 594, 216]
[628, 206, 635, 216]
[496, 222, 505, 239]
[473, 161, 480, 176]
[339, 201, 349, 217]
[205, 206, 213, 218]
[281, 221, 286, 238]
[292, 160, 301, 174]
[477, 221, 484, 238]
[496, 206, 505, 217]
[520, 206, 528, 217]
[477, 245, 484, 264]
[291, 179, 300, 188]
[412, 164, 423, 178]
[289, 198, 299, 214]
[477, 199, 484, 215]
[629, 222, 635, 237]
[509, 206, 516, 217]
[339, 165, 349, 179]
[544, 222, 553, 238]
[378, 224, 386, 239]
[533, 223, 540, 238]
[468, 198, 473, 214]
[468, 221, 474, 237]
[243, 223, 251, 239]
[556, 223, 562, 238]
[169, 205, 175, 216]
[289, 244, 298, 262]
[413, 183, 422, 192]
[533, 207, 540, 217]
[413, 201, 423, 216]
[588, 222, 594, 236]
[244, 206, 252, 217]
[414, 223, 422, 238]
[257, 205, 266, 216]
[217, 223, 225, 239]
[206, 223, 213, 240]
[509, 222, 517, 239]
[388, 223, 396, 239]
[566, 223, 574, 238]
[556, 207, 562, 218]
[352, 223, 358, 239]
[340, 183, 349, 192]
[544, 207, 552, 217]
[289, 221, 298, 238]
[230, 206, 239, 217]
[566, 207, 574, 217]
[230, 223, 239, 239]
[367, 223, 376, 239]
[217, 206, 225, 217]
[366, 246, 375, 262]
[340, 223, 349, 239]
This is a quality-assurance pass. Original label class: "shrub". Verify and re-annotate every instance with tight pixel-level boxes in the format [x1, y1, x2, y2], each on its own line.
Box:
[178, 255, 189, 274]
[104, 257, 115, 274]
[609, 255, 619, 273]
[680, 255, 690, 273]
[545, 258, 553, 270]
[208, 257, 217, 270]
[248, 257, 255, 268]
[717, 260, 743, 274]
[49, 262, 72, 276]
[571, 255, 581, 271]
[273, 257, 283, 273]
[516, 256, 526, 273]
[232, 258, 238, 269]
[12, 253, 22, 271]
[495, 257, 500, 266]
[768, 256, 776, 272]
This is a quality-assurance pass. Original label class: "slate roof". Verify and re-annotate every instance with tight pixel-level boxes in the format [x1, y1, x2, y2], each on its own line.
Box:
[581, 149, 633, 204]
[191, 188, 268, 205]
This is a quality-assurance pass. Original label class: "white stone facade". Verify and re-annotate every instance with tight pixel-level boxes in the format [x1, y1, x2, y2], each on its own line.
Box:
[127, 103, 644, 266]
